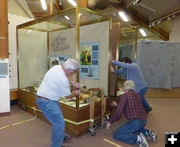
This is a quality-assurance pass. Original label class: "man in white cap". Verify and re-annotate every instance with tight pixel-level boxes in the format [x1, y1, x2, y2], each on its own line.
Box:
[36, 58, 81, 147]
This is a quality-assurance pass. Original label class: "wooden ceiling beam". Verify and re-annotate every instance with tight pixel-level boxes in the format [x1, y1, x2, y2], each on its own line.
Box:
[54, 0, 63, 11]
[33, 12, 48, 18]
[79, 0, 88, 8]
[113, 3, 169, 41]
[151, 9, 180, 23]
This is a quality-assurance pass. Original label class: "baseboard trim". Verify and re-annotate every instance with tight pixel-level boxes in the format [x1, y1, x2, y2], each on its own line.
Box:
[0, 112, 10, 116]
[10, 89, 18, 100]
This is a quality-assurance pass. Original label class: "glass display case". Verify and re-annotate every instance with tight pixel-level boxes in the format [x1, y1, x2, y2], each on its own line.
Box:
[18, 7, 110, 109]
[17, 7, 110, 136]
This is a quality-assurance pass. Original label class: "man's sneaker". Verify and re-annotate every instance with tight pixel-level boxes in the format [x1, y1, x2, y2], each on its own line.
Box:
[146, 107, 152, 113]
[63, 135, 72, 143]
[139, 133, 149, 147]
[147, 130, 157, 142]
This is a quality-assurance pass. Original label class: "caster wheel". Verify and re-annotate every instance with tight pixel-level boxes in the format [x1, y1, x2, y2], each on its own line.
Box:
[90, 131, 96, 136]
[22, 105, 27, 110]
[88, 129, 96, 136]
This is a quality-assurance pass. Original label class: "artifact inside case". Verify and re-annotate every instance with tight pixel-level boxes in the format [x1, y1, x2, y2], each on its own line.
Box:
[59, 88, 104, 108]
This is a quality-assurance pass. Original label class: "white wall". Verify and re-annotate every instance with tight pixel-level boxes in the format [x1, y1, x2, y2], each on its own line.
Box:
[169, 16, 180, 42]
[8, 14, 32, 89]
[8, 0, 33, 18]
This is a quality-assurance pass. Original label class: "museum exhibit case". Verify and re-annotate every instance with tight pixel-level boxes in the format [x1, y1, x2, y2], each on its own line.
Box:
[17, 7, 111, 136]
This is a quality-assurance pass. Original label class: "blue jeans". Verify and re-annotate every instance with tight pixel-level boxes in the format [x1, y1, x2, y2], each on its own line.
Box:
[113, 120, 148, 144]
[36, 97, 65, 147]
[138, 87, 152, 112]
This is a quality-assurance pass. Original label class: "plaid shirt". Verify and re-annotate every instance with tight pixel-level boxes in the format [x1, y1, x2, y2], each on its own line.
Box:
[109, 90, 147, 124]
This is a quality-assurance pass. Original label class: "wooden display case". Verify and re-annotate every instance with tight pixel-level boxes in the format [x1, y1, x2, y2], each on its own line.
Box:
[18, 88, 110, 136]
[17, 7, 110, 136]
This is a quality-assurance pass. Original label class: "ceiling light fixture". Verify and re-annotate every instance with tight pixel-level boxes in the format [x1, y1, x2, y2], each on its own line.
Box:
[67, 0, 77, 7]
[157, 20, 161, 24]
[172, 14, 175, 18]
[133, 0, 142, 5]
[65, 15, 70, 20]
[167, 17, 171, 21]
[40, 0, 47, 10]
[139, 28, 147, 36]
[59, 0, 62, 6]
[118, 11, 129, 22]
[151, 22, 155, 27]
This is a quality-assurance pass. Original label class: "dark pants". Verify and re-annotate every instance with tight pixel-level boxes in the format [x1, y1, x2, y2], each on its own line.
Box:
[138, 87, 152, 112]
[113, 120, 148, 144]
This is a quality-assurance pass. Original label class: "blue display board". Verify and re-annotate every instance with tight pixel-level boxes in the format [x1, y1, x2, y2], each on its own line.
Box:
[80, 42, 99, 80]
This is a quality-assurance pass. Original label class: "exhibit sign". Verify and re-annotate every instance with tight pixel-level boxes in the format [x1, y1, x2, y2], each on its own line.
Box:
[80, 42, 99, 80]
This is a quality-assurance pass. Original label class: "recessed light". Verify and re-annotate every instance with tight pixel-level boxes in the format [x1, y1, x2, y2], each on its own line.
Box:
[65, 15, 70, 20]
[67, 0, 77, 7]
[41, 0, 47, 10]
[118, 11, 129, 22]
[139, 28, 147, 36]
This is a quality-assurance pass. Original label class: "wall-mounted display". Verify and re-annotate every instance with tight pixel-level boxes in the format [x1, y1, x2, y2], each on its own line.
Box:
[80, 42, 99, 80]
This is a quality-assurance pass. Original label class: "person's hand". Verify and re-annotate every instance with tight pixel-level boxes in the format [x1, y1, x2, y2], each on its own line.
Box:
[71, 81, 82, 90]
[110, 65, 115, 72]
[109, 53, 114, 63]
[111, 101, 117, 107]
[74, 82, 81, 89]
[74, 90, 81, 96]
[106, 122, 111, 130]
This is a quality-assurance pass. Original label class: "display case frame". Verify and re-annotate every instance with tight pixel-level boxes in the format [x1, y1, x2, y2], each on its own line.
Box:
[17, 6, 111, 136]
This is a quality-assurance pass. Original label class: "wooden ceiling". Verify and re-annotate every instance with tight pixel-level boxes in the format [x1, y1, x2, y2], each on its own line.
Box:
[25, 0, 75, 17]
[123, 0, 180, 22]
[95, 0, 180, 40]
[25, 0, 180, 40]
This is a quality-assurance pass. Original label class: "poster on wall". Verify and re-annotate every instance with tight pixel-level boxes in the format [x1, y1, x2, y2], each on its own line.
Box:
[49, 55, 69, 68]
[80, 42, 99, 80]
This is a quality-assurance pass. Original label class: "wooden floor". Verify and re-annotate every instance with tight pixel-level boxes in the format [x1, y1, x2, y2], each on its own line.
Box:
[0, 98, 180, 147]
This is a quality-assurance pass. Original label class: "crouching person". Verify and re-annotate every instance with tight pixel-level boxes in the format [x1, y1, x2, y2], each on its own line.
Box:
[106, 80, 157, 147]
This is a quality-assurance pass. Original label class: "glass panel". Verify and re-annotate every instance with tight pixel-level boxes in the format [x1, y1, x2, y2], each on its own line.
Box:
[79, 8, 105, 25]
[18, 29, 48, 93]
[47, 22, 67, 31]
[119, 27, 137, 60]
[48, 9, 76, 27]
[24, 22, 48, 32]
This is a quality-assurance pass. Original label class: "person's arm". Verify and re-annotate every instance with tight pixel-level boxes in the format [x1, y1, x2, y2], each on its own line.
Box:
[65, 90, 81, 99]
[114, 68, 125, 75]
[108, 95, 127, 124]
[111, 64, 125, 75]
[112, 61, 136, 69]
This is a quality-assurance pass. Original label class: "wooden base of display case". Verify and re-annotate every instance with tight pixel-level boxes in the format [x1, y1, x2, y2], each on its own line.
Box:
[18, 89, 110, 137]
